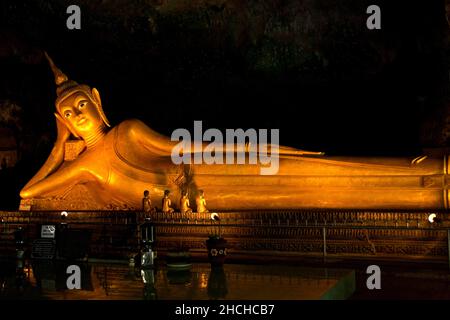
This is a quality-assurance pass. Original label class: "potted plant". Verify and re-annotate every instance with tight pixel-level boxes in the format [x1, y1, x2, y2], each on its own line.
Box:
[206, 213, 227, 267]
[166, 240, 192, 271]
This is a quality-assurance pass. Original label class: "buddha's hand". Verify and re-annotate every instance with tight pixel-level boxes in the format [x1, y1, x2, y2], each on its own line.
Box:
[54, 113, 71, 145]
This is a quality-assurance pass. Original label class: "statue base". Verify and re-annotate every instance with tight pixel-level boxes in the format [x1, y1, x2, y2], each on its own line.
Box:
[19, 184, 136, 211]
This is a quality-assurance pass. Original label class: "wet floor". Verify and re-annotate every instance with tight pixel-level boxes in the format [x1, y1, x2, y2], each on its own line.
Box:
[0, 260, 355, 300]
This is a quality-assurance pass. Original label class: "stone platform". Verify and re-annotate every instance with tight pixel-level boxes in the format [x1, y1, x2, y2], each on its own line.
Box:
[0, 209, 449, 262]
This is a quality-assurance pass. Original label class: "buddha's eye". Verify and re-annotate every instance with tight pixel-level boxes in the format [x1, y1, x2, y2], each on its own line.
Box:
[64, 111, 72, 118]
[79, 101, 87, 109]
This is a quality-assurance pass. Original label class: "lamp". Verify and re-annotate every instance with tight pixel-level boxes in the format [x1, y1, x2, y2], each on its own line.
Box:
[210, 213, 221, 239]
[14, 227, 25, 258]
[141, 218, 156, 247]
[61, 211, 68, 225]
[428, 213, 441, 224]
[141, 218, 156, 268]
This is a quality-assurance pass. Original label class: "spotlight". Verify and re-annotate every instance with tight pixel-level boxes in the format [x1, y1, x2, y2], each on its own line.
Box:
[210, 213, 220, 221]
[61, 211, 68, 224]
[428, 213, 441, 224]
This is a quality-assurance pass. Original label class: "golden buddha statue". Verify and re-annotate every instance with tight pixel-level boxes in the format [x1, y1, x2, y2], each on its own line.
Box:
[195, 190, 208, 213]
[142, 190, 155, 214]
[19, 54, 450, 210]
[162, 190, 175, 214]
[180, 191, 192, 214]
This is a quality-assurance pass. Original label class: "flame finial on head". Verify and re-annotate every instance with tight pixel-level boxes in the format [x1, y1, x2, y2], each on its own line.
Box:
[44, 51, 68, 85]
[43, 51, 83, 100]
[43, 51, 111, 128]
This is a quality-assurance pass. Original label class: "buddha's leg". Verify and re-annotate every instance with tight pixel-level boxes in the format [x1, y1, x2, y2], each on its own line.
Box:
[189, 156, 446, 210]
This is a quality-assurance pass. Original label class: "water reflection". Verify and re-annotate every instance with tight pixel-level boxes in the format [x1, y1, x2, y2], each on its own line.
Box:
[32, 261, 93, 292]
[167, 269, 192, 285]
[208, 267, 228, 299]
[0, 260, 354, 300]
[141, 269, 157, 300]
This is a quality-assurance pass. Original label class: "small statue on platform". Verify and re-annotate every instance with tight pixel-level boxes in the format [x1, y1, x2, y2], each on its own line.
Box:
[196, 189, 209, 213]
[180, 190, 192, 214]
[162, 190, 174, 214]
[142, 190, 156, 216]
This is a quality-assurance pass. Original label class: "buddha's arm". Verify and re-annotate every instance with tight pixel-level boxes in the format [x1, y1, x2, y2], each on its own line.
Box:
[22, 140, 65, 192]
[121, 119, 179, 156]
[21, 115, 71, 193]
[20, 162, 92, 199]
[276, 145, 325, 156]
[127, 119, 324, 157]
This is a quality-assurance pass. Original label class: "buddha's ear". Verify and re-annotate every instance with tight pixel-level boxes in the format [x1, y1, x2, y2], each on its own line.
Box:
[91, 87, 102, 106]
[91, 87, 111, 127]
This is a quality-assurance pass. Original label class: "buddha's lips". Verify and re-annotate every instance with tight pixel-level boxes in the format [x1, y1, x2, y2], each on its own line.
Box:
[77, 118, 87, 125]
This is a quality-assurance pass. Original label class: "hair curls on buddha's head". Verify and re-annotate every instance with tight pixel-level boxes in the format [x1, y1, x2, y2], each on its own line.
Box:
[44, 52, 111, 132]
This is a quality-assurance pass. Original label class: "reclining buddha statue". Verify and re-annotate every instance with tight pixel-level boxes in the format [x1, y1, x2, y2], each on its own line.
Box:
[19, 54, 450, 211]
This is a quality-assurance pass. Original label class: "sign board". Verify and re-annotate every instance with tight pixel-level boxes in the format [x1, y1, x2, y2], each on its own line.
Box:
[31, 239, 56, 259]
[41, 225, 56, 239]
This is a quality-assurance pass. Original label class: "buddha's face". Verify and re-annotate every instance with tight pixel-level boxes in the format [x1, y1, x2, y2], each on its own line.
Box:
[58, 92, 103, 137]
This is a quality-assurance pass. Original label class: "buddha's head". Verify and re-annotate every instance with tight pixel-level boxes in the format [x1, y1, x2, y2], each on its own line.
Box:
[45, 52, 110, 139]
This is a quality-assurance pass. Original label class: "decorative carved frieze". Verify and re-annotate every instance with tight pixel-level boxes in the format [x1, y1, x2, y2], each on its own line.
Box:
[1, 209, 449, 261]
